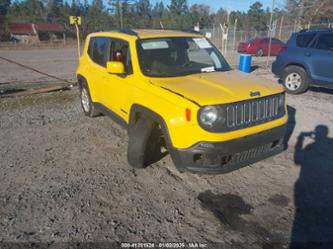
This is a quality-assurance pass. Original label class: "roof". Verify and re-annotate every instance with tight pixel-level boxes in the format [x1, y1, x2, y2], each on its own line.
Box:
[35, 23, 64, 33]
[299, 28, 333, 33]
[89, 29, 203, 40]
[8, 23, 64, 35]
[8, 23, 35, 35]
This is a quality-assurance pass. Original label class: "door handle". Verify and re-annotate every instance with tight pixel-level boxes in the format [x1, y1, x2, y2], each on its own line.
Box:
[304, 52, 311, 57]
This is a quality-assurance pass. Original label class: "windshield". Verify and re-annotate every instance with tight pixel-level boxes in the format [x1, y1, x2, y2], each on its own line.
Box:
[136, 37, 231, 77]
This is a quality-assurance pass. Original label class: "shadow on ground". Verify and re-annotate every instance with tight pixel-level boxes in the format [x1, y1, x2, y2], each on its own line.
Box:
[290, 125, 333, 249]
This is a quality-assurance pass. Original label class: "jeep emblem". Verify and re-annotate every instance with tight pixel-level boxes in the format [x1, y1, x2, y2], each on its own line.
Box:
[250, 91, 261, 97]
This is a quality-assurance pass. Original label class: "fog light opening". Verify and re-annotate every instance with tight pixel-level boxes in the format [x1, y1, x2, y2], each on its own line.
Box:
[193, 153, 202, 163]
[271, 140, 279, 148]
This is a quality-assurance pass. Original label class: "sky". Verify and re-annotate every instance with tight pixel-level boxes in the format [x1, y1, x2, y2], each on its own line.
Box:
[150, 0, 286, 12]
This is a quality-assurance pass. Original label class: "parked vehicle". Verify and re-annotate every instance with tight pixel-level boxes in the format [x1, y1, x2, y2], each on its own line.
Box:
[238, 37, 286, 56]
[272, 29, 333, 94]
[76, 29, 288, 174]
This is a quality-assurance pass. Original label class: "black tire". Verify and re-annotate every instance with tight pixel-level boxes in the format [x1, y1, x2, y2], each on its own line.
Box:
[256, 48, 264, 57]
[127, 116, 165, 168]
[79, 81, 100, 117]
[282, 66, 309, 94]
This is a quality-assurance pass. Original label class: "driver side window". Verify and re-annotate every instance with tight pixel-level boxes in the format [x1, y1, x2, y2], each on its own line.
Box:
[110, 39, 133, 74]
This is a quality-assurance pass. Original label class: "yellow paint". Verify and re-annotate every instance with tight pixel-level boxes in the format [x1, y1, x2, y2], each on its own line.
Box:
[69, 16, 81, 25]
[77, 30, 288, 149]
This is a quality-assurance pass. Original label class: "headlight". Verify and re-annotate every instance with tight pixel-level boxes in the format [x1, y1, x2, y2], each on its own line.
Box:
[199, 106, 218, 127]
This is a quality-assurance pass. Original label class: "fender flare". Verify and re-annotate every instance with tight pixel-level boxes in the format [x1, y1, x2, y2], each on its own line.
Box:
[128, 104, 179, 159]
[285, 63, 313, 81]
[77, 74, 86, 87]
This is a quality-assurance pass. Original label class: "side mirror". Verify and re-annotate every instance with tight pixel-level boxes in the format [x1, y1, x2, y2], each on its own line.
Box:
[107, 61, 125, 75]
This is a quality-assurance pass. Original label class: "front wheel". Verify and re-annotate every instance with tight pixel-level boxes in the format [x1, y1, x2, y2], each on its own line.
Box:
[127, 117, 166, 168]
[282, 66, 309, 94]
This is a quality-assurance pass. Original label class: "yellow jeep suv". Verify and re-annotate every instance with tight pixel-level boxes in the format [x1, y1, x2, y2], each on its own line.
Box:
[76, 29, 288, 174]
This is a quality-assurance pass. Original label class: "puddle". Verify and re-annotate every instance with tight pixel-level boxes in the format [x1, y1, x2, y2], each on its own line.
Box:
[0, 88, 26, 96]
[268, 194, 290, 207]
[198, 190, 286, 248]
[198, 190, 253, 228]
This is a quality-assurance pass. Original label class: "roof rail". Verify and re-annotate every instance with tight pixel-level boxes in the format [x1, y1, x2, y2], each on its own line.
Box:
[111, 28, 138, 36]
[181, 29, 202, 35]
[299, 28, 333, 33]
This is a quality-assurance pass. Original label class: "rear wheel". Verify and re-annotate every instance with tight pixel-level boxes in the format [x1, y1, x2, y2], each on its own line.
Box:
[256, 48, 264, 57]
[282, 66, 309, 94]
[79, 81, 100, 117]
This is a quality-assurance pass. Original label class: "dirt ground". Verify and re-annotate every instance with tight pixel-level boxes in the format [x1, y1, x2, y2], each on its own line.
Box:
[1, 47, 333, 249]
[0, 47, 273, 87]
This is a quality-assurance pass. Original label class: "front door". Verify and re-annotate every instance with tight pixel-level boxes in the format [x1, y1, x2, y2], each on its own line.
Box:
[102, 38, 134, 121]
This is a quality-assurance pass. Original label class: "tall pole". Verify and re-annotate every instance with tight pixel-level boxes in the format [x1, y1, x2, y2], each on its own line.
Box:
[233, 18, 238, 51]
[266, 0, 275, 68]
[298, 0, 304, 30]
[119, 0, 123, 28]
[75, 23, 80, 60]
[278, 15, 284, 40]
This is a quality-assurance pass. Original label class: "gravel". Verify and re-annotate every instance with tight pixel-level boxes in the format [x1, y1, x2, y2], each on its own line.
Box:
[1, 47, 333, 249]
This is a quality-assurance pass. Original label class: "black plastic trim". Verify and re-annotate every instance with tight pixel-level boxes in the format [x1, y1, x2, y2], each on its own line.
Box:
[94, 103, 129, 129]
[111, 28, 138, 36]
[171, 124, 287, 174]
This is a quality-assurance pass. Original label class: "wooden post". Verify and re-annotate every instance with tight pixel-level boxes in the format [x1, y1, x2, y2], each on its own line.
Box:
[278, 15, 284, 40]
[75, 23, 80, 60]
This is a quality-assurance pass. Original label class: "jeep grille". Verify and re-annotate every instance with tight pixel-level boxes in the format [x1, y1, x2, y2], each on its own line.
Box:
[198, 93, 285, 132]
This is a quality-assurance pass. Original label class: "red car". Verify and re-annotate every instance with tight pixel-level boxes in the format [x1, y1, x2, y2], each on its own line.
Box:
[238, 37, 286, 56]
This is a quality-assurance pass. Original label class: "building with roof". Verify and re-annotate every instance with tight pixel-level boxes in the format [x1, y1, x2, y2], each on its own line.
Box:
[8, 23, 65, 43]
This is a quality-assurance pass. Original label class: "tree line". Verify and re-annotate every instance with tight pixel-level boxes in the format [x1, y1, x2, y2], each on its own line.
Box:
[0, 0, 332, 36]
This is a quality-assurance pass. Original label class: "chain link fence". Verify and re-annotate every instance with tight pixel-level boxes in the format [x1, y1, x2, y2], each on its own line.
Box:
[202, 22, 333, 53]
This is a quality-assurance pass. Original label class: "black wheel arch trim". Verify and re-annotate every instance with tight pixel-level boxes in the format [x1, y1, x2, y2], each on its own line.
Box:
[129, 104, 183, 166]
[284, 63, 313, 81]
[77, 74, 87, 88]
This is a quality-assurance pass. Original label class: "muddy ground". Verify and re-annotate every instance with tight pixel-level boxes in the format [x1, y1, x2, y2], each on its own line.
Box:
[1, 47, 333, 249]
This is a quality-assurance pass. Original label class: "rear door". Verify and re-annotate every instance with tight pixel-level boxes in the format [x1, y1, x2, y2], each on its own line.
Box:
[86, 37, 111, 103]
[307, 33, 333, 86]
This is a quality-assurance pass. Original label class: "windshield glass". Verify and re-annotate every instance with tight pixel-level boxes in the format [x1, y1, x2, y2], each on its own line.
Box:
[136, 37, 230, 77]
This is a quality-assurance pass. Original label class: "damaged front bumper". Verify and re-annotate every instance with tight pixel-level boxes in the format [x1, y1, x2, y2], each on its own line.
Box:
[170, 125, 286, 174]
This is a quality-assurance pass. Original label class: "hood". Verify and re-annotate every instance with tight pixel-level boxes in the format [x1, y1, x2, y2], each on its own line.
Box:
[150, 70, 284, 106]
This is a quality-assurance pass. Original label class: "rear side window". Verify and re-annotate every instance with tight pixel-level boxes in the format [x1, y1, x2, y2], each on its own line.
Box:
[261, 38, 270, 43]
[88, 37, 110, 67]
[315, 34, 333, 51]
[296, 34, 315, 48]
[272, 38, 282, 44]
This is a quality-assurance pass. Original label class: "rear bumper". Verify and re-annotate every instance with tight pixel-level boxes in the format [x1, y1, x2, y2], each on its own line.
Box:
[238, 48, 249, 53]
[169, 125, 286, 174]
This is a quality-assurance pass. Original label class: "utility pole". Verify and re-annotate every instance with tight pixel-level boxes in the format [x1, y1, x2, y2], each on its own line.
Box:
[119, 0, 123, 28]
[233, 18, 238, 51]
[298, 0, 304, 30]
[266, 0, 275, 68]
[278, 15, 284, 40]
